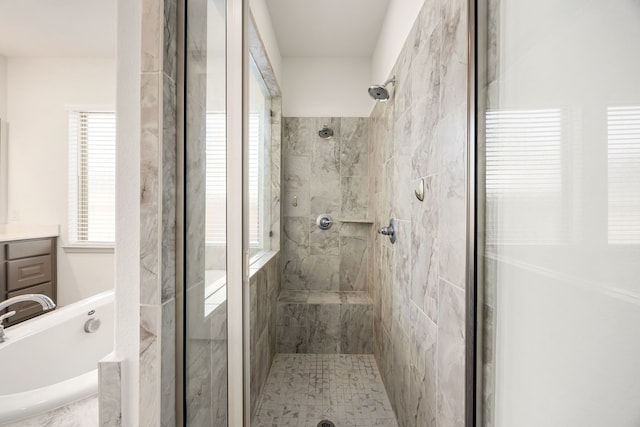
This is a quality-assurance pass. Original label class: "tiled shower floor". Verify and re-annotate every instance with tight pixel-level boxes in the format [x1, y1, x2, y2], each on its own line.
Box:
[253, 354, 398, 427]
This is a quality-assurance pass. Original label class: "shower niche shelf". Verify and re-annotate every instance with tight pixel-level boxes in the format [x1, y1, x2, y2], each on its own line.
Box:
[339, 219, 373, 224]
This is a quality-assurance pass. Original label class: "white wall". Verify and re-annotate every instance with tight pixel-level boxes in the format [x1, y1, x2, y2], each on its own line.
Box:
[282, 57, 372, 117]
[0, 56, 6, 119]
[0, 55, 7, 225]
[6, 57, 116, 306]
[371, 0, 426, 85]
[114, 0, 141, 423]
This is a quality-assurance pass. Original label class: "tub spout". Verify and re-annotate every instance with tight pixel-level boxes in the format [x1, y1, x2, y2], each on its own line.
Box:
[0, 294, 56, 343]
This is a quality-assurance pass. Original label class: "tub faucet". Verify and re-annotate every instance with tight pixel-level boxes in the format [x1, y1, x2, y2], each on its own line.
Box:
[0, 294, 56, 343]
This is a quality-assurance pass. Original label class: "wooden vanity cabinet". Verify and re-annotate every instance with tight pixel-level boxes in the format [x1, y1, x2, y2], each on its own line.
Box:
[0, 237, 57, 326]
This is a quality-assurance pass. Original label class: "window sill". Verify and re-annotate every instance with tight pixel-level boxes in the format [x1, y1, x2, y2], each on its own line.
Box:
[62, 244, 115, 254]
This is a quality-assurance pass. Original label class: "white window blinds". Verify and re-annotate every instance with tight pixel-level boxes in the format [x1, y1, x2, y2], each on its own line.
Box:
[205, 112, 261, 245]
[608, 106, 640, 244]
[485, 108, 567, 244]
[486, 109, 563, 195]
[68, 111, 116, 244]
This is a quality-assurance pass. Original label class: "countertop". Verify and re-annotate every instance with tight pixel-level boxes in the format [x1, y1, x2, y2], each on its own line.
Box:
[0, 224, 59, 242]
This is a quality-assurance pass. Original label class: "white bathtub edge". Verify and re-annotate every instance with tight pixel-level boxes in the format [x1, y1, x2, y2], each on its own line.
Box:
[0, 370, 97, 424]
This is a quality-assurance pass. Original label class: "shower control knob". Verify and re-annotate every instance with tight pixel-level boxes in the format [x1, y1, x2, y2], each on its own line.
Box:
[377, 218, 397, 244]
[84, 317, 101, 333]
[316, 214, 334, 231]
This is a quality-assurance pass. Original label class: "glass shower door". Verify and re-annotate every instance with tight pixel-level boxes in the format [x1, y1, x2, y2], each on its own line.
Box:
[184, 0, 229, 424]
[478, 0, 640, 426]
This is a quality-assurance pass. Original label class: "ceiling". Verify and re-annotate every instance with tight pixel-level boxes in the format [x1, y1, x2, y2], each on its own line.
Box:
[0, 0, 388, 58]
[0, 0, 116, 57]
[265, 0, 390, 57]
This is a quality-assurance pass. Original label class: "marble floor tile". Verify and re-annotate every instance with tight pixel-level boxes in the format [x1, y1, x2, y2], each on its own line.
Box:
[254, 354, 398, 427]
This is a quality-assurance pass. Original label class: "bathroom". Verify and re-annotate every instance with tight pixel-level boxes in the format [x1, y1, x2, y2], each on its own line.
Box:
[0, 0, 639, 426]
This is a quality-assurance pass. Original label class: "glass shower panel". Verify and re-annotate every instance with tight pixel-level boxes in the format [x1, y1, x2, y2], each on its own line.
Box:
[480, 0, 640, 426]
[184, 0, 227, 424]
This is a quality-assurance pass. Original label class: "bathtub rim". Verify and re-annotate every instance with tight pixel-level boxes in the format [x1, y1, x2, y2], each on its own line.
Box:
[1, 289, 114, 345]
[0, 290, 114, 424]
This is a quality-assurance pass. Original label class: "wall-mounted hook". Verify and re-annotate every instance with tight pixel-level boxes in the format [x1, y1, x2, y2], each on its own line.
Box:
[415, 179, 424, 202]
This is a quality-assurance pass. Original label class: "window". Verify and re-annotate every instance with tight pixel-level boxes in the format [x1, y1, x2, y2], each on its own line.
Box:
[68, 111, 116, 245]
[485, 108, 569, 244]
[608, 106, 640, 244]
[205, 112, 263, 246]
[205, 63, 271, 256]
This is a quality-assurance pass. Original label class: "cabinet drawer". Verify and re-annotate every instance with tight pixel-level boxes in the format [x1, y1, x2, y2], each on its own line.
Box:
[7, 255, 52, 291]
[6, 239, 52, 260]
[5, 282, 55, 325]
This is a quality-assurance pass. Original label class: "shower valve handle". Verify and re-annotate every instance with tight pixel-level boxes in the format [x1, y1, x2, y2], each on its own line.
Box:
[378, 219, 397, 244]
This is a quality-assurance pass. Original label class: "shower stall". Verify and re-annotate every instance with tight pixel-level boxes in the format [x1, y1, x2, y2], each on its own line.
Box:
[470, 0, 640, 426]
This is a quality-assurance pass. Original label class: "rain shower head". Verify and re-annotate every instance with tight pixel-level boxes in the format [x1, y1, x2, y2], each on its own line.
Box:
[318, 124, 334, 139]
[368, 76, 396, 101]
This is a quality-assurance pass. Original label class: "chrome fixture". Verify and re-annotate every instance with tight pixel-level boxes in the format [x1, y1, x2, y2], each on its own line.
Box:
[316, 214, 334, 231]
[378, 218, 397, 244]
[368, 76, 396, 101]
[415, 178, 425, 202]
[318, 124, 334, 139]
[0, 294, 56, 343]
[84, 317, 101, 333]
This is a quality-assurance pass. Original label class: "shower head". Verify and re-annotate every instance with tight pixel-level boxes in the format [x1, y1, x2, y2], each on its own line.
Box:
[368, 76, 396, 101]
[318, 124, 334, 139]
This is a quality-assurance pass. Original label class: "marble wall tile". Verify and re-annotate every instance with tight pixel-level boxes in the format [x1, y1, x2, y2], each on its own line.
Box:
[139, 304, 161, 427]
[210, 303, 228, 426]
[186, 338, 213, 427]
[341, 176, 369, 219]
[309, 219, 340, 256]
[282, 216, 309, 276]
[98, 359, 121, 427]
[277, 325, 308, 353]
[163, 0, 177, 81]
[307, 304, 341, 353]
[140, 72, 161, 306]
[161, 73, 177, 303]
[283, 190, 310, 217]
[141, 0, 162, 72]
[339, 236, 368, 291]
[308, 291, 342, 304]
[277, 303, 309, 327]
[410, 175, 439, 322]
[436, 107, 467, 289]
[160, 299, 176, 427]
[437, 280, 465, 427]
[305, 254, 340, 291]
[340, 304, 373, 354]
[283, 155, 311, 193]
[270, 97, 282, 251]
[439, 0, 467, 117]
[283, 117, 314, 156]
[340, 118, 369, 177]
[313, 129, 341, 180]
[250, 275, 258, 346]
[367, 0, 468, 425]
[409, 304, 438, 426]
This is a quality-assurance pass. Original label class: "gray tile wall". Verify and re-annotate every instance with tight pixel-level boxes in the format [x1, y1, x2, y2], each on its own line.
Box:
[369, 0, 468, 426]
[249, 254, 281, 418]
[282, 117, 370, 292]
[138, 0, 179, 424]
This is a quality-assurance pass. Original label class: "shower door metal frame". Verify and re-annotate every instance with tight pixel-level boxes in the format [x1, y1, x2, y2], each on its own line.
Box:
[465, 0, 483, 426]
[177, 0, 250, 424]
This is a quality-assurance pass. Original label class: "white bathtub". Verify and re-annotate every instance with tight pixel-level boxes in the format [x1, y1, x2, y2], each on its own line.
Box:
[0, 291, 114, 424]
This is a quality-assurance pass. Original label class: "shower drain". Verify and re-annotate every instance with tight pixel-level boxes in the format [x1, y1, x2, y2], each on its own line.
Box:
[317, 420, 336, 427]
